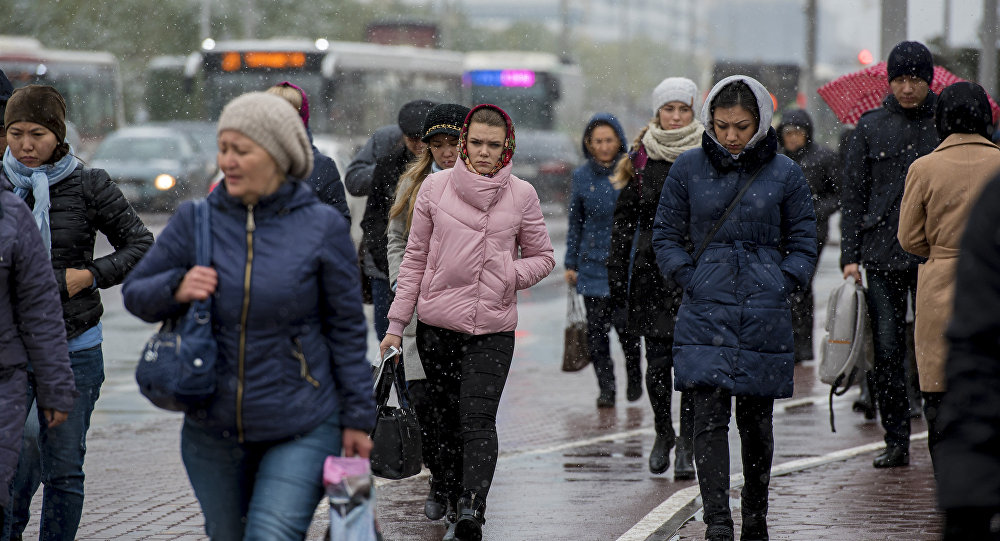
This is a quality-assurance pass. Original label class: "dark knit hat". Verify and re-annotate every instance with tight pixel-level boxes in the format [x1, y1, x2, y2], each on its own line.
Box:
[397, 99, 436, 138]
[421, 103, 471, 142]
[936, 82, 994, 140]
[4, 85, 67, 145]
[217, 92, 313, 179]
[4, 85, 69, 162]
[887, 41, 934, 85]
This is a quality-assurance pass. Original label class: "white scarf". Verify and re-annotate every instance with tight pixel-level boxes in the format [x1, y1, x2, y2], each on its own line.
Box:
[641, 121, 704, 162]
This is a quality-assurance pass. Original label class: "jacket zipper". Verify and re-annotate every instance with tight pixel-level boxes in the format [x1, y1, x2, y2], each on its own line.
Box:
[292, 337, 320, 388]
[236, 204, 255, 443]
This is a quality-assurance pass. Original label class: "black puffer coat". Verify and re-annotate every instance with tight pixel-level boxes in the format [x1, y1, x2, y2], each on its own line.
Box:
[841, 93, 938, 270]
[608, 151, 683, 339]
[2, 165, 153, 339]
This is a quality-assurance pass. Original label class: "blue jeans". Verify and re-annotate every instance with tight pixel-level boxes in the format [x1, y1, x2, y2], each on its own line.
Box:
[866, 269, 916, 450]
[181, 412, 343, 541]
[8, 345, 104, 541]
[370, 277, 391, 341]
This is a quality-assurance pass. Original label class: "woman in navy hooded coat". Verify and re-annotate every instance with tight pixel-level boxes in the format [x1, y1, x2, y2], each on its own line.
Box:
[652, 76, 817, 541]
[564, 113, 641, 409]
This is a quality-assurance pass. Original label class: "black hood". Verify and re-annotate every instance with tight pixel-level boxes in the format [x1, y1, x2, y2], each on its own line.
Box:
[936, 82, 994, 140]
[777, 109, 814, 144]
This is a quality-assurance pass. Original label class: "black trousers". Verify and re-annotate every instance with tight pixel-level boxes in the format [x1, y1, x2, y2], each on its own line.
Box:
[407, 379, 444, 488]
[922, 391, 943, 470]
[691, 388, 774, 530]
[583, 296, 641, 395]
[416, 321, 515, 507]
[645, 337, 694, 446]
[866, 269, 917, 450]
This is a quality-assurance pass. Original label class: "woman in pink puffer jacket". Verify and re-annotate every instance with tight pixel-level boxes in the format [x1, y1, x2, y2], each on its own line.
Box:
[380, 104, 554, 541]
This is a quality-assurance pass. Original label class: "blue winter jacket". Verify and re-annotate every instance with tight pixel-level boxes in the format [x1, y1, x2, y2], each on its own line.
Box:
[652, 75, 817, 398]
[123, 181, 375, 441]
[565, 113, 627, 297]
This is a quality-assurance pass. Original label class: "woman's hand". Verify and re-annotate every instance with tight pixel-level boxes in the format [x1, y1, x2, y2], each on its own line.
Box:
[564, 269, 578, 286]
[42, 408, 69, 428]
[842, 263, 861, 283]
[379, 334, 402, 364]
[174, 266, 218, 303]
[65, 268, 94, 298]
[342, 427, 373, 458]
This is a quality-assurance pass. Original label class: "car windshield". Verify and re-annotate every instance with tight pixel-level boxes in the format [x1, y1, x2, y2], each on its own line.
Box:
[94, 136, 185, 161]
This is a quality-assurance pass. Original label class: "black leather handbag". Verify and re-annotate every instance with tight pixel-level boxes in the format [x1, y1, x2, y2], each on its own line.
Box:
[135, 199, 217, 412]
[369, 347, 423, 480]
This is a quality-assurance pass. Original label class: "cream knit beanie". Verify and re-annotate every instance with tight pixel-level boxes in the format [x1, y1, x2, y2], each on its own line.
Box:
[217, 92, 313, 179]
[651, 77, 699, 115]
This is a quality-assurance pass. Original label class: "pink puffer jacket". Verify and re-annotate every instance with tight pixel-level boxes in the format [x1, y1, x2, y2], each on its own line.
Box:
[387, 161, 554, 336]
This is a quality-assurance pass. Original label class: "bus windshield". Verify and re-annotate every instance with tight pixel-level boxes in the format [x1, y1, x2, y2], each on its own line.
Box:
[202, 71, 325, 125]
[329, 70, 462, 138]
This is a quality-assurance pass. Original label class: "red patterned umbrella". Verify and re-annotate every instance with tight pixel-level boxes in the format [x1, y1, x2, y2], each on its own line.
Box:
[817, 61, 1000, 125]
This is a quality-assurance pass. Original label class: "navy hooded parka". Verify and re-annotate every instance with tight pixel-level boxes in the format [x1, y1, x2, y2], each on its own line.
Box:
[652, 76, 817, 398]
[565, 113, 628, 297]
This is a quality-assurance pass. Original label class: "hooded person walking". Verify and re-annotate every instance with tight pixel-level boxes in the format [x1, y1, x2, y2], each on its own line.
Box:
[608, 77, 705, 480]
[564, 112, 642, 409]
[652, 76, 817, 541]
[897, 81, 1000, 469]
[380, 104, 555, 541]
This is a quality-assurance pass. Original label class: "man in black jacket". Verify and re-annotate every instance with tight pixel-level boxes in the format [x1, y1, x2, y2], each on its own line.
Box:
[778, 108, 840, 362]
[360, 99, 435, 340]
[841, 41, 939, 468]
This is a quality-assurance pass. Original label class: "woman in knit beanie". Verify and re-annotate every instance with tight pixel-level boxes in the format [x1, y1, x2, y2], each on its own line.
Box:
[606, 76, 703, 481]
[123, 92, 376, 540]
[3, 84, 153, 540]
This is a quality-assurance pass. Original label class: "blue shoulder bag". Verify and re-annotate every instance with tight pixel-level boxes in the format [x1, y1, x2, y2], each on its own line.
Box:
[136, 199, 217, 412]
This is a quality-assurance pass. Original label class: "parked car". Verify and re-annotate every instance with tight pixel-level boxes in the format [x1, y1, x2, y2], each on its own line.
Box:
[90, 125, 217, 212]
[511, 129, 579, 205]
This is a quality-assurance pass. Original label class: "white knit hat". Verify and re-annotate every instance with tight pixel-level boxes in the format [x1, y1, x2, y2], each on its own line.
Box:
[217, 92, 314, 179]
[651, 77, 699, 115]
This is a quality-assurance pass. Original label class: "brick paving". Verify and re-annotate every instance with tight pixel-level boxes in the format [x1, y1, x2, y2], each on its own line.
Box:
[672, 438, 942, 541]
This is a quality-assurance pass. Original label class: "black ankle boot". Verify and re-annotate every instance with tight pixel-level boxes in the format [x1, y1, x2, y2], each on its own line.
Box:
[873, 446, 909, 468]
[454, 493, 486, 541]
[705, 523, 735, 541]
[424, 478, 448, 520]
[648, 434, 672, 474]
[673, 439, 695, 480]
[596, 389, 615, 408]
[741, 508, 769, 541]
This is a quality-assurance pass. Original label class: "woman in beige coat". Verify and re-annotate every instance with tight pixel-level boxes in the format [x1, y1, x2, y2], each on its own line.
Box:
[898, 81, 1000, 466]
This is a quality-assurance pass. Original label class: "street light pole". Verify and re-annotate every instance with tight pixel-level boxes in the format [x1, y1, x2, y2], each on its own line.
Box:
[980, 0, 998, 98]
[879, 0, 907, 61]
[802, 0, 817, 113]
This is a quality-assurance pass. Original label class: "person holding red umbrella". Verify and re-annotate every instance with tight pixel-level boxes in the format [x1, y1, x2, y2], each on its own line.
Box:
[841, 40, 940, 469]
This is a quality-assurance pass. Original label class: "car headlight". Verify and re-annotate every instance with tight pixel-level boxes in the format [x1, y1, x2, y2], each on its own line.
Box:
[154, 174, 177, 191]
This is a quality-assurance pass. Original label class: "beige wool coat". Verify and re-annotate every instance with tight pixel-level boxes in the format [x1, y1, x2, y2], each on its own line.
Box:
[898, 133, 1000, 391]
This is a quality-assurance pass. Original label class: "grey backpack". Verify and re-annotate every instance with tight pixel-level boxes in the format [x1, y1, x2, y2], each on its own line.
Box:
[819, 276, 874, 431]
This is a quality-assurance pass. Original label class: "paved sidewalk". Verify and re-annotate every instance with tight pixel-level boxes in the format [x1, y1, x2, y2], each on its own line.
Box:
[670, 433, 942, 541]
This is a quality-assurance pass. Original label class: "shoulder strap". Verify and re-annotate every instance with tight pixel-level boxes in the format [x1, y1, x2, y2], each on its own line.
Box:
[692, 165, 765, 263]
[193, 199, 211, 267]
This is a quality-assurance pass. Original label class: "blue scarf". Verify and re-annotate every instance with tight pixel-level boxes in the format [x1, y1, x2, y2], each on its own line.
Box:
[3, 147, 79, 253]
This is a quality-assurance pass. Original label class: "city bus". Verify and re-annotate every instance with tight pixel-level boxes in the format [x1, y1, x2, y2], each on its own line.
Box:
[0, 36, 125, 154]
[462, 51, 584, 132]
[180, 38, 465, 142]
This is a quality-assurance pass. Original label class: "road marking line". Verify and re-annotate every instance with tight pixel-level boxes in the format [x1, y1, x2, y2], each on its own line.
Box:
[616, 431, 930, 541]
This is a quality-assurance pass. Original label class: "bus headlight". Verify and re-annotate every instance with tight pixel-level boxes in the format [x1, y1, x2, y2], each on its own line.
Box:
[154, 174, 176, 191]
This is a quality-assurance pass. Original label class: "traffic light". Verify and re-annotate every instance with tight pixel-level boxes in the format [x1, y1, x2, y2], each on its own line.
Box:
[858, 49, 875, 65]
